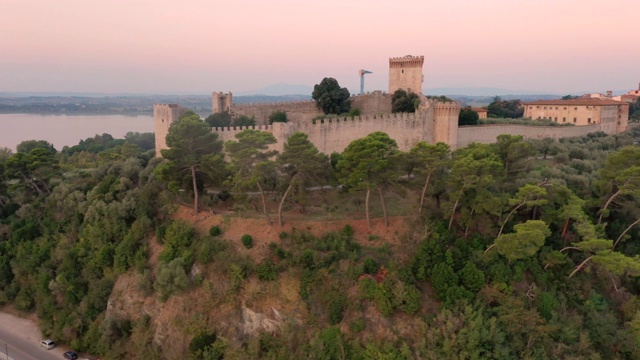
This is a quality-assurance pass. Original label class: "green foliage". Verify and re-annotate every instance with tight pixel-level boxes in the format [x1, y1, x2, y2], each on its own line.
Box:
[154, 258, 190, 301]
[495, 220, 550, 263]
[458, 106, 479, 125]
[312, 77, 352, 115]
[234, 115, 256, 126]
[391, 89, 419, 113]
[189, 331, 223, 359]
[205, 112, 232, 128]
[537, 291, 558, 321]
[209, 225, 222, 237]
[327, 291, 347, 324]
[487, 96, 524, 118]
[16, 139, 57, 154]
[268, 110, 288, 124]
[255, 259, 278, 281]
[159, 220, 196, 263]
[430, 262, 458, 300]
[459, 262, 485, 293]
[241, 234, 253, 249]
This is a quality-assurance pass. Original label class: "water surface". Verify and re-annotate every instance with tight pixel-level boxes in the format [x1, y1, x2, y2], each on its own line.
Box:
[0, 114, 154, 151]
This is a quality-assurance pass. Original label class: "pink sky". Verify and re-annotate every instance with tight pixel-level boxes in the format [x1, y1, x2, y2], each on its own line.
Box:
[1, 0, 639, 94]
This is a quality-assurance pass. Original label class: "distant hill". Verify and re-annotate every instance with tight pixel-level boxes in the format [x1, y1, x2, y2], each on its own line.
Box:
[423, 87, 556, 97]
[236, 83, 314, 96]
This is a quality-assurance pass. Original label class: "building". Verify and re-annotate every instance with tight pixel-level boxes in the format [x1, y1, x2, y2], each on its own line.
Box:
[523, 98, 629, 134]
[388, 55, 424, 94]
[471, 107, 488, 119]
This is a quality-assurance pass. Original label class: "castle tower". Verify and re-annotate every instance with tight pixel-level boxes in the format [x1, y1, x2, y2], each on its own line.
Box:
[154, 103, 188, 157]
[389, 55, 424, 95]
[212, 91, 233, 113]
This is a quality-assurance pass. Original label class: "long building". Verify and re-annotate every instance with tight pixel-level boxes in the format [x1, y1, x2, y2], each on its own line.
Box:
[523, 98, 629, 135]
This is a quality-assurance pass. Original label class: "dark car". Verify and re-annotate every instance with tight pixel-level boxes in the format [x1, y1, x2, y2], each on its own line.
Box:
[63, 351, 78, 360]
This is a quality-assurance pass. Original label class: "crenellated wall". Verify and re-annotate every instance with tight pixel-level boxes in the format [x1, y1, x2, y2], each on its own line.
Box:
[350, 91, 392, 115]
[231, 99, 322, 125]
[212, 111, 436, 153]
[456, 124, 601, 148]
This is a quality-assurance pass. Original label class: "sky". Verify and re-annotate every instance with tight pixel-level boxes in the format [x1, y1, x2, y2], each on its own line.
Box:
[1, 0, 639, 95]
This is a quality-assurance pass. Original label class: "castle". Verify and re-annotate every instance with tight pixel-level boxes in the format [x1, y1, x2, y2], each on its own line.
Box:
[154, 55, 630, 156]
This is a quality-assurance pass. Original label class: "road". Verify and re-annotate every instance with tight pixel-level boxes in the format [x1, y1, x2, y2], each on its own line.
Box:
[0, 312, 64, 360]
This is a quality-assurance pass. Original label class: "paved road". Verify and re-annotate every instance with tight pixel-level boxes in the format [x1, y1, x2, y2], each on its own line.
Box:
[0, 315, 62, 360]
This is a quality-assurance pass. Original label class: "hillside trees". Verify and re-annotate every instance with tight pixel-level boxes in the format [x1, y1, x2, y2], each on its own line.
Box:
[225, 129, 278, 224]
[158, 114, 225, 214]
[312, 77, 351, 115]
[337, 132, 399, 229]
[403, 142, 450, 216]
[276, 132, 330, 226]
[446, 144, 503, 230]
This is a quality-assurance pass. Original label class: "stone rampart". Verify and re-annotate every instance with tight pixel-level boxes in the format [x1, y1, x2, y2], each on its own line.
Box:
[457, 124, 600, 148]
[212, 111, 433, 154]
[232, 100, 321, 125]
[350, 91, 392, 115]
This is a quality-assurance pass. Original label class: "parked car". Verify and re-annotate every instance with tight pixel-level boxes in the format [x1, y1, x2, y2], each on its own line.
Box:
[40, 339, 56, 350]
[63, 351, 78, 359]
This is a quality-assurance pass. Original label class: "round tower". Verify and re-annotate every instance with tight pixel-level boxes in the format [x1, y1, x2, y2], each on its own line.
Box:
[389, 55, 424, 95]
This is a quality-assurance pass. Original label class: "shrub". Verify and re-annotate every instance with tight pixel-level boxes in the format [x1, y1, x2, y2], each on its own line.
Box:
[363, 258, 379, 275]
[256, 260, 278, 281]
[189, 331, 217, 354]
[328, 292, 347, 325]
[209, 225, 222, 237]
[279, 231, 288, 240]
[241, 234, 253, 249]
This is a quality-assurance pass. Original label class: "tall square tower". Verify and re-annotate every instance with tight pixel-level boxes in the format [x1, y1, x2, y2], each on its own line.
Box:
[389, 55, 424, 95]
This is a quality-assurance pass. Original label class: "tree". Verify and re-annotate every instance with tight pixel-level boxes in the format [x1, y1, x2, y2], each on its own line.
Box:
[124, 132, 155, 151]
[447, 144, 503, 230]
[225, 129, 278, 224]
[276, 132, 330, 226]
[494, 220, 550, 263]
[391, 89, 419, 113]
[496, 184, 548, 238]
[596, 146, 640, 224]
[337, 132, 399, 229]
[5, 147, 59, 196]
[159, 114, 224, 214]
[205, 112, 232, 128]
[16, 140, 57, 154]
[312, 77, 351, 115]
[268, 110, 288, 124]
[492, 134, 534, 175]
[458, 107, 479, 125]
[487, 96, 524, 118]
[233, 115, 256, 127]
[404, 142, 450, 216]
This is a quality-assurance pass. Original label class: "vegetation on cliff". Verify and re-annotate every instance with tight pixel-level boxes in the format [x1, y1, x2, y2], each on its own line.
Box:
[1, 122, 640, 359]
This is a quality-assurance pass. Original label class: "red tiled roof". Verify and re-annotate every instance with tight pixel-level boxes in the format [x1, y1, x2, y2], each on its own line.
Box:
[471, 107, 488, 112]
[523, 99, 627, 106]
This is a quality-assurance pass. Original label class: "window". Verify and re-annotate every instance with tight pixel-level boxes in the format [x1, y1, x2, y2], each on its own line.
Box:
[573, 118, 577, 123]
[563, 117, 566, 122]
[588, 118, 591, 123]
[554, 117, 557, 121]
[555, 107, 558, 110]
[564, 107, 567, 110]
[543, 106, 547, 110]
[574, 107, 578, 110]
[536, 106, 540, 109]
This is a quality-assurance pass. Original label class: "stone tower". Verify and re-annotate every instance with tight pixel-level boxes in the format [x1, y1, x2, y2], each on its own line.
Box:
[154, 103, 188, 156]
[389, 55, 424, 94]
[212, 91, 233, 113]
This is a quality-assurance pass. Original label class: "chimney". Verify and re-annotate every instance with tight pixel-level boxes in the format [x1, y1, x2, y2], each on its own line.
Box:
[606, 90, 612, 98]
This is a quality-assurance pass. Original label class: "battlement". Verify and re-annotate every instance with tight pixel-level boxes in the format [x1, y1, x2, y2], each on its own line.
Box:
[389, 55, 424, 68]
[311, 111, 422, 125]
[213, 124, 274, 132]
[154, 103, 181, 108]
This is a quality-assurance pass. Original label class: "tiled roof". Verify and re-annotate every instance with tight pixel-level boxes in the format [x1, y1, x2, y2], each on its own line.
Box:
[523, 99, 627, 106]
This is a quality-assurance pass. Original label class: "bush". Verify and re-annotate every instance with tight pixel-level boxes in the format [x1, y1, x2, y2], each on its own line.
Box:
[189, 330, 217, 354]
[279, 231, 288, 240]
[241, 235, 253, 249]
[327, 292, 347, 325]
[209, 225, 222, 237]
[256, 260, 278, 281]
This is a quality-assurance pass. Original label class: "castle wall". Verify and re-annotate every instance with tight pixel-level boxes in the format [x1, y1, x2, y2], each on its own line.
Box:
[232, 100, 322, 125]
[456, 124, 600, 148]
[350, 91, 392, 114]
[212, 111, 435, 154]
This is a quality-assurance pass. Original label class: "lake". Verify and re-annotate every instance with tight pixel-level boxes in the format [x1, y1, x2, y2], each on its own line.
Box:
[0, 114, 155, 151]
